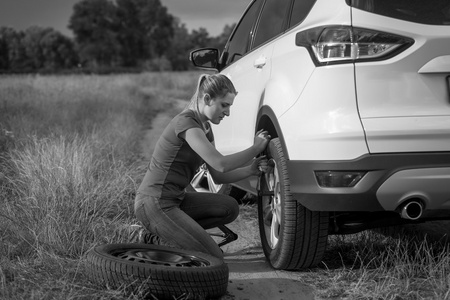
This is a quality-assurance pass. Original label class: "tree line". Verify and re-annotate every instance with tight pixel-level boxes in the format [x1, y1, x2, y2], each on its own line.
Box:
[0, 0, 233, 73]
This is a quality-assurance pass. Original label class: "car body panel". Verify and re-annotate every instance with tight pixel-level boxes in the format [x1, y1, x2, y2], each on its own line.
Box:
[362, 116, 450, 153]
[376, 167, 450, 211]
[287, 152, 450, 212]
[419, 55, 450, 73]
[216, 43, 274, 155]
[265, 32, 316, 124]
[278, 65, 368, 160]
[351, 8, 450, 153]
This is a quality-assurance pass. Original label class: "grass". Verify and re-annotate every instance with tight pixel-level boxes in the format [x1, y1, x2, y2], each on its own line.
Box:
[0, 72, 200, 299]
[315, 230, 450, 300]
[1, 72, 450, 300]
[230, 203, 450, 300]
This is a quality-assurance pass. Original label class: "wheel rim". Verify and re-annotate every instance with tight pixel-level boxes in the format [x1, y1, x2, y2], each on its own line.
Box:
[191, 166, 223, 193]
[204, 171, 223, 193]
[263, 158, 281, 249]
[113, 248, 210, 267]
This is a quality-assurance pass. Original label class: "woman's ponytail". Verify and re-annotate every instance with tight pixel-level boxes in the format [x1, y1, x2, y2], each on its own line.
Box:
[187, 74, 209, 111]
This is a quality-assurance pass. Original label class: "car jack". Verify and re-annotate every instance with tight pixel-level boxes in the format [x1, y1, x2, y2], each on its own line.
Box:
[210, 225, 238, 247]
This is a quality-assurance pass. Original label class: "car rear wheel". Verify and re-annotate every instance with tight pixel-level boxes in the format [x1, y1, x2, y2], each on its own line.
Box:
[258, 138, 329, 270]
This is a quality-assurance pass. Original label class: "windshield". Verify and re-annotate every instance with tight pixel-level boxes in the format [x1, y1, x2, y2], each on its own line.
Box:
[347, 0, 450, 25]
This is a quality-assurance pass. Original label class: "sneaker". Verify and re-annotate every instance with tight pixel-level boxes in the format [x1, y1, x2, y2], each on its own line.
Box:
[129, 224, 142, 243]
[138, 229, 161, 245]
[130, 224, 160, 244]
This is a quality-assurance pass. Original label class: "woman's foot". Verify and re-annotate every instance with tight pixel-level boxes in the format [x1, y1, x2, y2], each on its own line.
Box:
[138, 229, 162, 244]
[130, 224, 161, 244]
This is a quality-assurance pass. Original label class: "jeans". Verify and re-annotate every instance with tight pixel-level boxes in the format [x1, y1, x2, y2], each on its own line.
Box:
[134, 191, 239, 258]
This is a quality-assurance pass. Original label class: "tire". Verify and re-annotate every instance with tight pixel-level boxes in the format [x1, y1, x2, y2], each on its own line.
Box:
[257, 138, 329, 270]
[86, 243, 229, 299]
[187, 164, 247, 201]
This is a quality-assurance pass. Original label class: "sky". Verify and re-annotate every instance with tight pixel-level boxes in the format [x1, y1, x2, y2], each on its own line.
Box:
[0, 0, 250, 37]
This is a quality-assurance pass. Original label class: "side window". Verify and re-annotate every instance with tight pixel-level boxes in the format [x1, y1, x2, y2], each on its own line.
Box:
[252, 0, 291, 49]
[289, 0, 317, 28]
[224, 0, 263, 65]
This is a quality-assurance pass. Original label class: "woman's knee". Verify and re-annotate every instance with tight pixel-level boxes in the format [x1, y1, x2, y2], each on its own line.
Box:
[223, 196, 240, 223]
[134, 194, 159, 230]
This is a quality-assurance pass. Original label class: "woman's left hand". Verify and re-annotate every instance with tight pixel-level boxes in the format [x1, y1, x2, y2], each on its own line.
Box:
[254, 129, 271, 153]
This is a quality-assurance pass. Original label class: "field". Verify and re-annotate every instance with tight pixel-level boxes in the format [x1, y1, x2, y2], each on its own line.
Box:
[1, 72, 450, 300]
[0, 72, 199, 299]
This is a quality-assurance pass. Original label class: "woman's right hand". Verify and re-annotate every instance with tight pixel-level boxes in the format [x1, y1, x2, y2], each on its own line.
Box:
[254, 129, 270, 152]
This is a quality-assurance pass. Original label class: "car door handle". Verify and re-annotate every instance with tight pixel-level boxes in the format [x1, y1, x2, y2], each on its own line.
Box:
[254, 56, 267, 69]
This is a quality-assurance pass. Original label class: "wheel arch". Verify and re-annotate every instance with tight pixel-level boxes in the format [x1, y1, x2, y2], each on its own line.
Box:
[256, 105, 290, 160]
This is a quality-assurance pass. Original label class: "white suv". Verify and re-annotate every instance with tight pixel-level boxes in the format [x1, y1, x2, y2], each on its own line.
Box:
[190, 0, 450, 270]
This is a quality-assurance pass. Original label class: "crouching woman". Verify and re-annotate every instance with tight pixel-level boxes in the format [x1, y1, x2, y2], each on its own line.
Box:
[135, 74, 270, 258]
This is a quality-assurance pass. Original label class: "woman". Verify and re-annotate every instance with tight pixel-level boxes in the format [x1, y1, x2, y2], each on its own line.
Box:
[135, 74, 270, 259]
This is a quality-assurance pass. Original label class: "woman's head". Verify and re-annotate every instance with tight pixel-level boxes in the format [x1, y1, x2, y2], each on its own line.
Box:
[188, 74, 238, 126]
[197, 73, 237, 100]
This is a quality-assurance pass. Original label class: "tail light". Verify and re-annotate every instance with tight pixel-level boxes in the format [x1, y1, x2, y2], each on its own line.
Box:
[296, 26, 414, 66]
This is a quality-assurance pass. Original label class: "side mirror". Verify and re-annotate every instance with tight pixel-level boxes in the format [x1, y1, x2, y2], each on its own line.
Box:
[190, 48, 220, 70]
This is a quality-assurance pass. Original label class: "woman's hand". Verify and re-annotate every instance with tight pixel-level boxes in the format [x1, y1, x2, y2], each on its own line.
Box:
[254, 129, 271, 153]
[250, 156, 269, 176]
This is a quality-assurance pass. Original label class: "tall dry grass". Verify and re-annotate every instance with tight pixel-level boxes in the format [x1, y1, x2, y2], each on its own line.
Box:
[0, 72, 201, 299]
[314, 229, 450, 300]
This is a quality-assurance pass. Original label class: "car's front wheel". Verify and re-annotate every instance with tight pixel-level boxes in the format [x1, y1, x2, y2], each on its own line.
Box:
[258, 138, 329, 270]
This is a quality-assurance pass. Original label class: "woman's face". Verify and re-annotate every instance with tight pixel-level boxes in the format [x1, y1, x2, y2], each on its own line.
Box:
[203, 92, 235, 124]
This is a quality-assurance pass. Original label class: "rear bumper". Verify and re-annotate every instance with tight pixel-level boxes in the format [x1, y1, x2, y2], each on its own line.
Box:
[288, 152, 450, 212]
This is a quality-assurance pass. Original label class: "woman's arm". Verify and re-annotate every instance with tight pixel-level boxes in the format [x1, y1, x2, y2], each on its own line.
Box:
[207, 156, 268, 184]
[182, 127, 269, 173]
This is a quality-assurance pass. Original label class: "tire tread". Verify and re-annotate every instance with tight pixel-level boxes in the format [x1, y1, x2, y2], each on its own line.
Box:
[259, 138, 329, 270]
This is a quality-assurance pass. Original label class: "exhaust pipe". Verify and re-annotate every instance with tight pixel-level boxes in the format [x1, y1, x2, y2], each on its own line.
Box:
[400, 200, 423, 220]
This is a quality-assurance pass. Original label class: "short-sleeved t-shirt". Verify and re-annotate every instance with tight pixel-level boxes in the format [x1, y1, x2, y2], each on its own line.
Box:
[137, 109, 214, 200]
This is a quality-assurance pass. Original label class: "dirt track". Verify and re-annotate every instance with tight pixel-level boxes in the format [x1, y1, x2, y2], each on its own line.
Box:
[216, 215, 314, 300]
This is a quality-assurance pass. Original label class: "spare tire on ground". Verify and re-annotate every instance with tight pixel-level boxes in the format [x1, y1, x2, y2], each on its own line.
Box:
[86, 243, 229, 299]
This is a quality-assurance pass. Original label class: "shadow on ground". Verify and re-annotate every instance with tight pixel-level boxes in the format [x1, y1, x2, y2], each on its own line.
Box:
[215, 214, 315, 300]
[221, 247, 314, 300]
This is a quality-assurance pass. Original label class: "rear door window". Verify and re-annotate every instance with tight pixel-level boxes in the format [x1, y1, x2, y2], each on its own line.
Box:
[252, 0, 291, 49]
[224, 0, 264, 65]
[348, 0, 450, 25]
[289, 0, 317, 28]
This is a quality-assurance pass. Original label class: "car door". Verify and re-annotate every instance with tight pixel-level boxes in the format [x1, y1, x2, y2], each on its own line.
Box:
[214, 0, 292, 158]
[212, 0, 265, 156]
